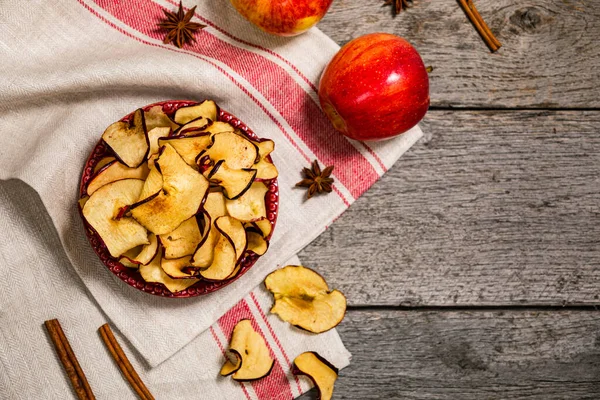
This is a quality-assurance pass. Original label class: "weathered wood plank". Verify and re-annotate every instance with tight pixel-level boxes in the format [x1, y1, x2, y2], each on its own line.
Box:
[299, 110, 600, 306]
[317, 0, 600, 108]
[298, 309, 600, 400]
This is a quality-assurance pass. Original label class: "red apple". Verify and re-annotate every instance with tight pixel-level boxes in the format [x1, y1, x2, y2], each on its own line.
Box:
[318, 33, 430, 141]
[229, 0, 334, 37]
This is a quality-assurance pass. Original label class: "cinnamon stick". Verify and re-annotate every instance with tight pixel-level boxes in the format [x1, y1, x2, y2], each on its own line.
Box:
[458, 0, 501, 52]
[44, 319, 95, 400]
[98, 324, 154, 400]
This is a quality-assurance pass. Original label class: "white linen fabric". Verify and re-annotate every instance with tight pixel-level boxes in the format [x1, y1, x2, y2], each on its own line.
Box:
[0, 0, 422, 398]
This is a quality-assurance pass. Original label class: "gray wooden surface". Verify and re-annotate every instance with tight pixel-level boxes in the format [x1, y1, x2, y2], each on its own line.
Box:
[319, 0, 600, 108]
[298, 0, 600, 398]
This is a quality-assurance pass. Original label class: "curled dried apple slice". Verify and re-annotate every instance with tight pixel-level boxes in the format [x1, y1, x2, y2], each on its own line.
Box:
[93, 156, 116, 174]
[176, 116, 210, 135]
[191, 192, 227, 267]
[264, 266, 347, 333]
[86, 160, 150, 196]
[226, 263, 242, 280]
[246, 229, 268, 256]
[120, 258, 140, 269]
[138, 165, 163, 202]
[200, 131, 258, 169]
[244, 219, 273, 238]
[221, 320, 274, 381]
[215, 216, 247, 262]
[102, 108, 149, 168]
[225, 182, 268, 222]
[198, 232, 237, 281]
[292, 352, 339, 400]
[147, 126, 171, 165]
[159, 134, 212, 166]
[207, 161, 256, 200]
[174, 100, 218, 124]
[254, 218, 273, 238]
[144, 105, 179, 131]
[253, 140, 278, 180]
[119, 233, 159, 266]
[139, 252, 197, 293]
[220, 359, 241, 377]
[82, 179, 149, 258]
[119, 246, 142, 268]
[160, 255, 198, 279]
[131, 144, 209, 235]
[199, 121, 234, 135]
[160, 215, 203, 259]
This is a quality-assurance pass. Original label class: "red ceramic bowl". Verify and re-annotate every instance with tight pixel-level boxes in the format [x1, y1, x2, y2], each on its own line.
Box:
[79, 100, 278, 298]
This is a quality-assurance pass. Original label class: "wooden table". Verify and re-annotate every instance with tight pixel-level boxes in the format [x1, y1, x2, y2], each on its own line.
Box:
[299, 1, 600, 398]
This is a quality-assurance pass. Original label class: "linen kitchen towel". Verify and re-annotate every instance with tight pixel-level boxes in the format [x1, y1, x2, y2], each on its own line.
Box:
[0, 184, 348, 398]
[0, 0, 422, 398]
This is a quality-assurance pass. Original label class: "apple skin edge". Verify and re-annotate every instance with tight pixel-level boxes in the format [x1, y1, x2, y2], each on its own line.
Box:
[292, 351, 339, 400]
[229, 0, 334, 37]
[318, 33, 430, 141]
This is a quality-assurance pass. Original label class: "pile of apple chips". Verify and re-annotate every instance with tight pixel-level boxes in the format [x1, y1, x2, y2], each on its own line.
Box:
[80, 101, 277, 293]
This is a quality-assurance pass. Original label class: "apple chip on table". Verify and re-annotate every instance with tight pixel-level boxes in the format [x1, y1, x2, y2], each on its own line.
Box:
[219, 319, 274, 381]
[80, 100, 278, 293]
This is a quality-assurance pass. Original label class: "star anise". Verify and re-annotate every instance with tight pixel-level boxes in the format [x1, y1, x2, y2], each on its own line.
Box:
[296, 160, 335, 199]
[384, 0, 413, 15]
[158, 1, 205, 48]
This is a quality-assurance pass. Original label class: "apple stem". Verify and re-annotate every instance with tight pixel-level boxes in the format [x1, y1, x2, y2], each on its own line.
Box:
[426, 66, 434, 73]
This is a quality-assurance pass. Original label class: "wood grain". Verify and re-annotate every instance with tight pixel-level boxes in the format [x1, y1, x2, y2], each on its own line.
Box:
[317, 0, 600, 108]
[299, 110, 600, 306]
[298, 309, 600, 400]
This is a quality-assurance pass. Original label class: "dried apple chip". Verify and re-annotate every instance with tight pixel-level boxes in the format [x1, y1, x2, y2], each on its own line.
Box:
[200, 131, 258, 170]
[215, 216, 247, 262]
[131, 144, 209, 235]
[220, 359, 241, 377]
[225, 182, 268, 222]
[199, 121, 234, 135]
[160, 255, 198, 279]
[176, 116, 211, 135]
[254, 218, 273, 238]
[159, 134, 212, 166]
[86, 160, 149, 196]
[191, 192, 227, 268]
[119, 233, 159, 266]
[253, 140, 278, 180]
[173, 100, 218, 124]
[139, 252, 197, 293]
[198, 232, 237, 281]
[246, 229, 268, 256]
[138, 165, 163, 202]
[102, 108, 149, 168]
[144, 105, 179, 131]
[220, 320, 274, 381]
[82, 179, 149, 258]
[226, 263, 242, 280]
[147, 126, 171, 163]
[93, 156, 116, 174]
[207, 161, 256, 200]
[264, 266, 347, 333]
[160, 215, 203, 259]
[293, 352, 339, 400]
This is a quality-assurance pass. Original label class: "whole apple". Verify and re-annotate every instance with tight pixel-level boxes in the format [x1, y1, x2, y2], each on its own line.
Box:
[319, 33, 430, 141]
[229, 0, 334, 37]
